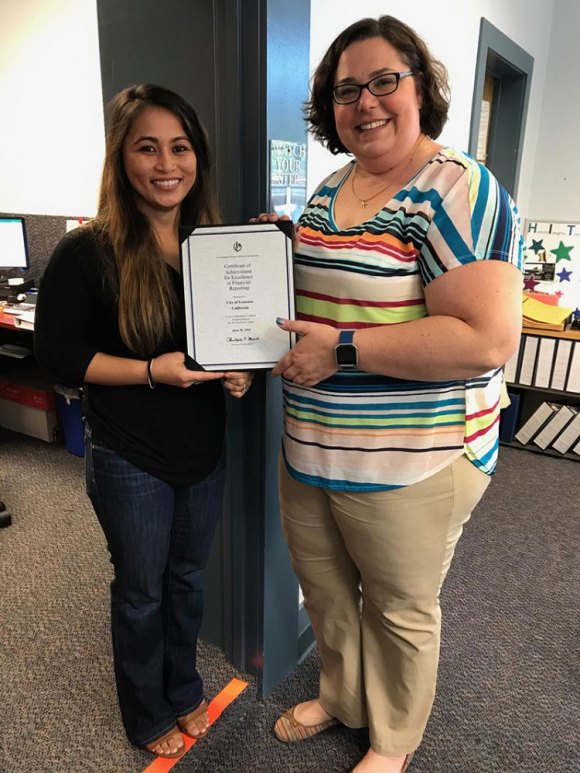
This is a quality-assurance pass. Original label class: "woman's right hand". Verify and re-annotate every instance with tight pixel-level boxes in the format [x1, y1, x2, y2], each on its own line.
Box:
[149, 352, 224, 388]
[249, 212, 300, 249]
[249, 212, 291, 223]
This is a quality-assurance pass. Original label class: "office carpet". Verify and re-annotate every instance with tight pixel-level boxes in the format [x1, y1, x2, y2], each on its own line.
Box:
[1, 429, 578, 773]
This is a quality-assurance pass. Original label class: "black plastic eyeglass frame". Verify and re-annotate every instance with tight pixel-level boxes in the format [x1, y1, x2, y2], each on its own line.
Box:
[332, 71, 414, 104]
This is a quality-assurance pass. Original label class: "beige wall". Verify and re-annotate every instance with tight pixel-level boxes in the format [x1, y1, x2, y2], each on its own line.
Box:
[307, 0, 560, 223]
[0, 0, 104, 216]
[2, 0, 577, 226]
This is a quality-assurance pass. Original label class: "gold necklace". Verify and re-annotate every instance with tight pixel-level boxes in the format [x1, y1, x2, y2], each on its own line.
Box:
[351, 134, 425, 209]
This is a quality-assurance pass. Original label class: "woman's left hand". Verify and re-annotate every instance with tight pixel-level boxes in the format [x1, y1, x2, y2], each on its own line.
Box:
[271, 319, 339, 386]
[223, 371, 254, 398]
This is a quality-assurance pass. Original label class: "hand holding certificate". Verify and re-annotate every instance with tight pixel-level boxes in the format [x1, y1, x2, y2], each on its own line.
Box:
[180, 222, 295, 370]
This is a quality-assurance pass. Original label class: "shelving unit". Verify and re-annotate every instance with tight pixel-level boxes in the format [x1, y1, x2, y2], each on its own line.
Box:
[502, 326, 580, 462]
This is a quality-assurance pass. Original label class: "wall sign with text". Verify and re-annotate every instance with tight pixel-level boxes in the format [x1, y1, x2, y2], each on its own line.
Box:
[523, 220, 580, 317]
[269, 140, 307, 223]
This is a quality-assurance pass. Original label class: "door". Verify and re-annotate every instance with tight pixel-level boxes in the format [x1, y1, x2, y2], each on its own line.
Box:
[469, 18, 534, 197]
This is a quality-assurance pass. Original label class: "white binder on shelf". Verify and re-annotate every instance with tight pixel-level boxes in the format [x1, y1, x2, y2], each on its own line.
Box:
[564, 342, 579, 393]
[550, 339, 573, 391]
[518, 336, 539, 386]
[503, 344, 520, 384]
[514, 402, 558, 445]
[551, 408, 580, 454]
[532, 404, 576, 450]
[534, 337, 556, 388]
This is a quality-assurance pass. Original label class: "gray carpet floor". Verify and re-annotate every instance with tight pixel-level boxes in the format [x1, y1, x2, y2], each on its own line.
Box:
[1, 429, 578, 773]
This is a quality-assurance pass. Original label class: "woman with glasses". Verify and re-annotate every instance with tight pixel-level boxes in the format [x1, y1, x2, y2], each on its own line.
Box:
[35, 84, 252, 759]
[264, 16, 522, 773]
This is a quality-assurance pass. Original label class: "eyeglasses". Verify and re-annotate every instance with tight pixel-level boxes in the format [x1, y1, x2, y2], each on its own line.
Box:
[332, 71, 414, 105]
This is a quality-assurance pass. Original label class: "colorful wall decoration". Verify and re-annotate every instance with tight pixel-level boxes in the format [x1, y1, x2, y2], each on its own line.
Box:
[523, 220, 580, 320]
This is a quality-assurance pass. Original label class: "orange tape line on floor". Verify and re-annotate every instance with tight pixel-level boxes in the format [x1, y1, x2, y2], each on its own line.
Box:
[142, 678, 249, 773]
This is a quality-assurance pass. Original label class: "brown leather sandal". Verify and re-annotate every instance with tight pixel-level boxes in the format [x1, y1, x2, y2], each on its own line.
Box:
[352, 752, 414, 773]
[177, 699, 210, 739]
[402, 754, 414, 772]
[144, 726, 185, 758]
[274, 705, 339, 742]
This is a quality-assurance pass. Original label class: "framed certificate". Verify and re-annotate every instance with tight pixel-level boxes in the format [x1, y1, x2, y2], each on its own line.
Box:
[180, 221, 295, 370]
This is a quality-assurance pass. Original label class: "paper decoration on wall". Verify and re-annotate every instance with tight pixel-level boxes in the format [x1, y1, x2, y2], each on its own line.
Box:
[523, 221, 580, 310]
[551, 241, 573, 262]
[523, 275, 540, 291]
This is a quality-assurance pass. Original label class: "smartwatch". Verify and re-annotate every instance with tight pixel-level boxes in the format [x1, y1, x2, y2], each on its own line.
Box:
[335, 330, 358, 370]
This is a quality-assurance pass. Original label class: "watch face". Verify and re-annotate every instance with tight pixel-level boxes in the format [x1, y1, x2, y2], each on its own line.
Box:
[336, 343, 357, 367]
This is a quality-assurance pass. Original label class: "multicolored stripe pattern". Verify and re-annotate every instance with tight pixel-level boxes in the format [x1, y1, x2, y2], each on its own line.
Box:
[283, 148, 523, 491]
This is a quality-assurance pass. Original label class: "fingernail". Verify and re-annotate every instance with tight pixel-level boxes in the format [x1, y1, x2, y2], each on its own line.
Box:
[276, 317, 285, 326]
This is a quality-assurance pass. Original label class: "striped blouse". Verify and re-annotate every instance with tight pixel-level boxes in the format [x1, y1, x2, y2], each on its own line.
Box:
[283, 147, 523, 491]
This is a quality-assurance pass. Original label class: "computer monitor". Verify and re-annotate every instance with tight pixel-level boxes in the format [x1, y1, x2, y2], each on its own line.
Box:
[0, 216, 30, 273]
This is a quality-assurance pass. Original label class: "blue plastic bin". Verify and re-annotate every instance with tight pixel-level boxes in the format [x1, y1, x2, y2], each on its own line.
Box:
[55, 386, 85, 457]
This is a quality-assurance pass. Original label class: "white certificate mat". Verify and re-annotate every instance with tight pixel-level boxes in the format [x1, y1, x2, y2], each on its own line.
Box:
[181, 222, 295, 370]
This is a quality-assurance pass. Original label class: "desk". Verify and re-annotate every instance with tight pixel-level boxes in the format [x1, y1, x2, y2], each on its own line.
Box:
[0, 313, 60, 446]
[0, 309, 34, 333]
[0, 311, 34, 368]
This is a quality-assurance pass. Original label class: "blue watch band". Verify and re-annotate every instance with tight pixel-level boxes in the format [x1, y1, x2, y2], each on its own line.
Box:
[339, 330, 355, 345]
[336, 329, 358, 369]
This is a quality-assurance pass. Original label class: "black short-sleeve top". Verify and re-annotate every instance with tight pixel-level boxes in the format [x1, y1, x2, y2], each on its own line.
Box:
[34, 228, 225, 486]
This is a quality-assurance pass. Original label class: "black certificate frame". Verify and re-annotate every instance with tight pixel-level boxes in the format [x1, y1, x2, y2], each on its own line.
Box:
[179, 220, 296, 371]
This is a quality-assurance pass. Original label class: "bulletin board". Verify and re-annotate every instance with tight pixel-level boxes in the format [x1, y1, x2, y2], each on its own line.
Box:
[523, 220, 580, 318]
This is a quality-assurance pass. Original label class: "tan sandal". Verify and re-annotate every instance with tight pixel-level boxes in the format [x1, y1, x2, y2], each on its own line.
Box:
[402, 754, 414, 772]
[144, 726, 185, 758]
[274, 705, 339, 742]
[352, 752, 414, 773]
[177, 699, 210, 739]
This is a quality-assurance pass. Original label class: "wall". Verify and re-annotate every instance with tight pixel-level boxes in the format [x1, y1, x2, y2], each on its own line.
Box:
[96, 0, 217, 149]
[1, 1, 576, 234]
[307, 0, 557, 221]
[527, 0, 580, 222]
[0, 0, 104, 218]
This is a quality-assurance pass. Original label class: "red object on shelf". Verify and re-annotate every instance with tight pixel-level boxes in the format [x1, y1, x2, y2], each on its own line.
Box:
[0, 376, 55, 410]
[523, 291, 560, 306]
[0, 311, 17, 329]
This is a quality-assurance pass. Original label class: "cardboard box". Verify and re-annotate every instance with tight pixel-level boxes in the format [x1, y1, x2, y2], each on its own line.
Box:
[0, 398, 60, 442]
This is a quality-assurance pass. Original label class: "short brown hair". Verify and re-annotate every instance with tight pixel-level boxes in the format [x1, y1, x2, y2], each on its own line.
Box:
[306, 16, 450, 154]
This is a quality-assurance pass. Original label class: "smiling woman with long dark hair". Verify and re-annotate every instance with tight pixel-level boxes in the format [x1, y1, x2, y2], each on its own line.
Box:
[35, 84, 252, 759]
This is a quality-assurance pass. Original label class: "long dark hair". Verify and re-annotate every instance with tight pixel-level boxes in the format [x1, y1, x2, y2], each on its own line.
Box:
[306, 16, 450, 154]
[90, 84, 220, 355]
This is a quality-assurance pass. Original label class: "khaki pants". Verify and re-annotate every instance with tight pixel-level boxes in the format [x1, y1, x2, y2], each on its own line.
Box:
[279, 454, 490, 755]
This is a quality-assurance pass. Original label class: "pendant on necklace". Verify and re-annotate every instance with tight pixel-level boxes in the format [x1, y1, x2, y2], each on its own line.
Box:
[360, 200, 367, 209]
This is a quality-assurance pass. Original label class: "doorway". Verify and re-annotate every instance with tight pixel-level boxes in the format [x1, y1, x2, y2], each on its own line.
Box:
[469, 18, 534, 198]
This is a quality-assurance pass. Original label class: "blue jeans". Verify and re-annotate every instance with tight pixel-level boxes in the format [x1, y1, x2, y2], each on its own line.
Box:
[85, 425, 225, 746]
